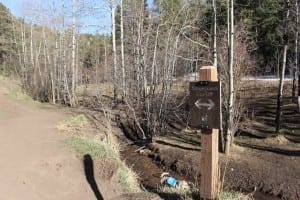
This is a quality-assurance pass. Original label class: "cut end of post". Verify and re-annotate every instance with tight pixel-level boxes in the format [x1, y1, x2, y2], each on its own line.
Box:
[199, 66, 218, 82]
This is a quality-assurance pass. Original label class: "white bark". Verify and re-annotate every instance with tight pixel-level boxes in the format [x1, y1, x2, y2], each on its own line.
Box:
[293, 0, 299, 101]
[120, 0, 126, 98]
[71, 0, 77, 106]
[62, 0, 71, 104]
[30, 23, 35, 85]
[212, 0, 217, 67]
[276, 0, 290, 134]
[110, 0, 118, 102]
[225, 0, 234, 155]
[20, 21, 28, 85]
[212, 0, 224, 152]
[104, 38, 108, 81]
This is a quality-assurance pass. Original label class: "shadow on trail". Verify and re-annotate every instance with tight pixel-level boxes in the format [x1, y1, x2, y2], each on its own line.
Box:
[83, 154, 104, 200]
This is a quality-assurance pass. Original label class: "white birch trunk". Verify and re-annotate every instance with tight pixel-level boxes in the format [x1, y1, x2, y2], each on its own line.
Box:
[120, 0, 126, 98]
[211, 0, 224, 152]
[293, 0, 299, 102]
[71, 0, 77, 106]
[62, 0, 71, 104]
[225, 0, 234, 155]
[30, 23, 36, 87]
[110, 0, 118, 102]
[276, 0, 290, 134]
[212, 0, 217, 67]
[104, 38, 108, 81]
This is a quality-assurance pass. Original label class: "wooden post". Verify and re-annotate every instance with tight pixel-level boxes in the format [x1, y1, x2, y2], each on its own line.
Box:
[199, 66, 219, 199]
[298, 75, 300, 112]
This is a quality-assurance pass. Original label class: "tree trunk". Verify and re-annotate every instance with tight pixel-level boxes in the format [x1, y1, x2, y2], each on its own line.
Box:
[30, 23, 36, 88]
[292, 0, 299, 102]
[276, 0, 290, 134]
[110, 0, 118, 103]
[20, 21, 28, 87]
[212, 0, 217, 67]
[225, 0, 234, 155]
[211, 0, 224, 152]
[62, 0, 71, 105]
[104, 38, 108, 82]
[71, 0, 77, 106]
[120, 0, 126, 99]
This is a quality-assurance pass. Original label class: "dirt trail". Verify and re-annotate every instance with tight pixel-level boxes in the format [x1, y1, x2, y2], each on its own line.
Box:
[0, 86, 98, 199]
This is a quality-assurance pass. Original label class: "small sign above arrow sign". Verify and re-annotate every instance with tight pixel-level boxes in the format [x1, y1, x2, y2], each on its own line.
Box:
[189, 81, 220, 129]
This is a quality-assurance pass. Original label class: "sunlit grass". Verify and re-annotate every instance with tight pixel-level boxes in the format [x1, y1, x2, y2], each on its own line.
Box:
[57, 114, 88, 132]
[66, 136, 118, 159]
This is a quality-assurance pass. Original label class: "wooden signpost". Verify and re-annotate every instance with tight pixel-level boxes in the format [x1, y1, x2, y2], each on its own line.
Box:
[189, 66, 220, 199]
[298, 75, 300, 111]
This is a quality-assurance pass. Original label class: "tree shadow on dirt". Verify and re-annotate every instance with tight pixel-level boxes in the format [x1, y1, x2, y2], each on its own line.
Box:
[242, 89, 300, 142]
[155, 139, 201, 151]
[235, 141, 300, 156]
[83, 154, 104, 200]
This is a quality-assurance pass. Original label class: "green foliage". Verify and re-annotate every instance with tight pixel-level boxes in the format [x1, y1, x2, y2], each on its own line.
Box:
[0, 3, 16, 74]
[80, 34, 105, 67]
[78, 34, 108, 84]
[199, 0, 288, 69]
[241, 0, 285, 66]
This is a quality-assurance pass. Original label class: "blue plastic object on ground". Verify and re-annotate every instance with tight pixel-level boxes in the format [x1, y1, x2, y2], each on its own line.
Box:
[166, 177, 178, 187]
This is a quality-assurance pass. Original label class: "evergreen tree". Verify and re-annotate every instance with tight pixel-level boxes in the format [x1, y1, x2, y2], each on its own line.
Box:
[0, 3, 16, 74]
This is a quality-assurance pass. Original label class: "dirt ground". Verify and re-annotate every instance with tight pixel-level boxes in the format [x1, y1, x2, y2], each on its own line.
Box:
[0, 80, 127, 200]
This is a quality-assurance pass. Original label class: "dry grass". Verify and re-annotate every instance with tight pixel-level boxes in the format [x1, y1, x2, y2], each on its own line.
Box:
[76, 83, 114, 97]
[219, 191, 254, 200]
[158, 186, 198, 200]
[57, 114, 89, 132]
[117, 162, 140, 193]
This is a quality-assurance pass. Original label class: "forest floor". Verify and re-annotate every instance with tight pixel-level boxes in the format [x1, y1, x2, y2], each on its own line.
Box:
[119, 79, 300, 200]
[82, 79, 300, 200]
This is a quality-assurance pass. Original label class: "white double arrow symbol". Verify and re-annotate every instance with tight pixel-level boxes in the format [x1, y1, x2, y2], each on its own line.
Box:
[195, 99, 215, 110]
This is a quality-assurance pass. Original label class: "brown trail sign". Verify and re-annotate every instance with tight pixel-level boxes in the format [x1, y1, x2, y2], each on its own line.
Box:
[189, 81, 220, 129]
[188, 66, 220, 199]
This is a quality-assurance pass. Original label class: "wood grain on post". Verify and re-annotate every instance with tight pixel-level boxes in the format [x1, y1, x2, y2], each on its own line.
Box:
[298, 76, 300, 111]
[199, 66, 218, 82]
[199, 66, 219, 199]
